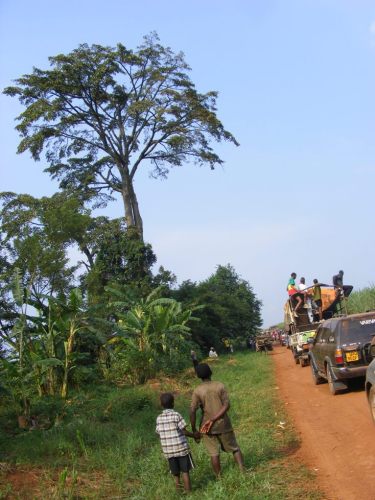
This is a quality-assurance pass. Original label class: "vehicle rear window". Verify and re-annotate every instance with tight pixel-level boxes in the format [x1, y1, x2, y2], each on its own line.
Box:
[340, 317, 375, 345]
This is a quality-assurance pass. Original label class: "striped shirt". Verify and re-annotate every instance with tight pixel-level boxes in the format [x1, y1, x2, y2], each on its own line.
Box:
[156, 409, 190, 458]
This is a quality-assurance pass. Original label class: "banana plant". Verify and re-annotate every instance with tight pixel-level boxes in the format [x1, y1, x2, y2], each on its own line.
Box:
[51, 288, 87, 399]
[108, 286, 200, 382]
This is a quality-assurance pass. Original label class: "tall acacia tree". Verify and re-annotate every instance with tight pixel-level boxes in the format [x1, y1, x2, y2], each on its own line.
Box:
[4, 33, 238, 240]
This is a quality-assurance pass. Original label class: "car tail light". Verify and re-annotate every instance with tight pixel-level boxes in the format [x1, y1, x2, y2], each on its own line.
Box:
[335, 349, 344, 364]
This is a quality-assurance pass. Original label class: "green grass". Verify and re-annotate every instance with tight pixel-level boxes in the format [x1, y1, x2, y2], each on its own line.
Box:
[0, 352, 322, 499]
[347, 285, 375, 314]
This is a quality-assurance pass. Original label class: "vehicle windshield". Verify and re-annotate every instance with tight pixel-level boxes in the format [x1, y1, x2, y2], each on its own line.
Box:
[340, 317, 375, 345]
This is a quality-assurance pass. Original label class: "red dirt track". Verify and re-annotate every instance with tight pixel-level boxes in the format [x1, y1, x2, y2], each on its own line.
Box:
[272, 345, 375, 500]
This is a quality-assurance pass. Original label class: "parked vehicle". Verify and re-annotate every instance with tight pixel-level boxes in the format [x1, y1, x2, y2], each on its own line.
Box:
[365, 335, 375, 423]
[309, 312, 375, 395]
[289, 329, 316, 366]
[255, 334, 273, 352]
[279, 332, 288, 346]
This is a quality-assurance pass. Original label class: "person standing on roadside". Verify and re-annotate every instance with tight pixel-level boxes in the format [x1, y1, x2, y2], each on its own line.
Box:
[190, 363, 244, 477]
[209, 347, 218, 358]
[156, 392, 200, 493]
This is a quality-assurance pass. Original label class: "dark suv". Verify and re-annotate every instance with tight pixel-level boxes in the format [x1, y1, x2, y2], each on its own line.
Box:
[309, 312, 375, 395]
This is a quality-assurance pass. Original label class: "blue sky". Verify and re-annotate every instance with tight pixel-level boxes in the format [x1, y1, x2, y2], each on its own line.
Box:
[1, 0, 375, 326]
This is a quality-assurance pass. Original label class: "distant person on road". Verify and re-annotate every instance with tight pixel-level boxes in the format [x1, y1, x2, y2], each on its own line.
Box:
[190, 363, 244, 477]
[311, 279, 323, 321]
[156, 392, 200, 493]
[287, 273, 304, 317]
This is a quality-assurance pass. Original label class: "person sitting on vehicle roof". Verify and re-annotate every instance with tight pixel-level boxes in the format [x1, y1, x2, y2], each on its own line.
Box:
[298, 277, 307, 292]
[298, 277, 310, 306]
[287, 273, 304, 317]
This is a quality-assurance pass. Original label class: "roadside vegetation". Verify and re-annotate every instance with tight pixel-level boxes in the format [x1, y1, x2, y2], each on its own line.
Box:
[347, 285, 375, 314]
[0, 353, 322, 499]
[0, 33, 323, 498]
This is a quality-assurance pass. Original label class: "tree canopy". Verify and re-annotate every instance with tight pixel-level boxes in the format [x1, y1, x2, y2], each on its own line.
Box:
[4, 33, 238, 239]
[172, 264, 262, 351]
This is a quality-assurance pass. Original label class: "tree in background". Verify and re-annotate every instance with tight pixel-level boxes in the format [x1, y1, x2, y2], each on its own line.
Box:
[173, 265, 262, 352]
[0, 192, 165, 305]
[4, 33, 238, 240]
[0, 190, 184, 403]
[84, 222, 156, 304]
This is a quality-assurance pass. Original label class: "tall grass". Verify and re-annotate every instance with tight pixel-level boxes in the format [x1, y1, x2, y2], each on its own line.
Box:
[0, 352, 322, 499]
[347, 285, 375, 314]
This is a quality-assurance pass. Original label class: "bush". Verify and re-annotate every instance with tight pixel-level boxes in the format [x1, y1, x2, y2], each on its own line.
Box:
[71, 365, 101, 388]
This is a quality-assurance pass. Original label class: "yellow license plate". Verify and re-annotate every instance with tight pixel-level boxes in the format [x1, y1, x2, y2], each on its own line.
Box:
[345, 351, 359, 362]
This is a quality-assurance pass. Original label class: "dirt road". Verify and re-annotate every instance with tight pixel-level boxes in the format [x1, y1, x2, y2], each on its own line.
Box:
[271, 345, 375, 500]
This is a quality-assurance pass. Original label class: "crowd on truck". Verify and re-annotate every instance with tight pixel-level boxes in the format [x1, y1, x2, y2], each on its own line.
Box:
[280, 269, 375, 423]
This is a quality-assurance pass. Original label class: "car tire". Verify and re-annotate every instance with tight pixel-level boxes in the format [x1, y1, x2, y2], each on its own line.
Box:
[310, 360, 324, 385]
[369, 386, 375, 424]
[327, 365, 341, 395]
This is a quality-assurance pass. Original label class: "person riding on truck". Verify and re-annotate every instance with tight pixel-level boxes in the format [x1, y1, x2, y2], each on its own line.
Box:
[332, 270, 353, 299]
[287, 273, 304, 317]
[311, 279, 323, 321]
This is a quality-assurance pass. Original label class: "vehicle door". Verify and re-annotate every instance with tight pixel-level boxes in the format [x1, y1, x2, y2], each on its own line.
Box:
[315, 325, 333, 372]
[324, 322, 337, 367]
[312, 326, 325, 372]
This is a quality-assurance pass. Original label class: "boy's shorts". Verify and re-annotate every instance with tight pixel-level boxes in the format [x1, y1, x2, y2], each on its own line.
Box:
[203, 431, 239, 457]
[168, 453, 195, 475]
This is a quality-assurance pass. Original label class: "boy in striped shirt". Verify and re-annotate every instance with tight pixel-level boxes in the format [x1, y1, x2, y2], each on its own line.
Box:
[156, 392, 200, 493]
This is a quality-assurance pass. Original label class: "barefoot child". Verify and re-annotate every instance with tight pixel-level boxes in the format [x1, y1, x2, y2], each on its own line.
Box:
[156, 392, 200, 493]
[190, 363, 244, 477]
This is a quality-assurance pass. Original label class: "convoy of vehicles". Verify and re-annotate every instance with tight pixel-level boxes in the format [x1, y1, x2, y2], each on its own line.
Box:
[280, 282, 375, 423]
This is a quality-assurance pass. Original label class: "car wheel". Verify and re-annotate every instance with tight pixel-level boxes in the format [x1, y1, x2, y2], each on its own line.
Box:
[327, 365, 341, 395]
[369, 386, 375, 424]
[310, 361, 324, 385]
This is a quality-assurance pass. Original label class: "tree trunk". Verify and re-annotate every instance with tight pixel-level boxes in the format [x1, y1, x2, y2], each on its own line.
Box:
[128, 180, 143, 239]
[80, 245, 95, 269]
[121, 176, 144, 241]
